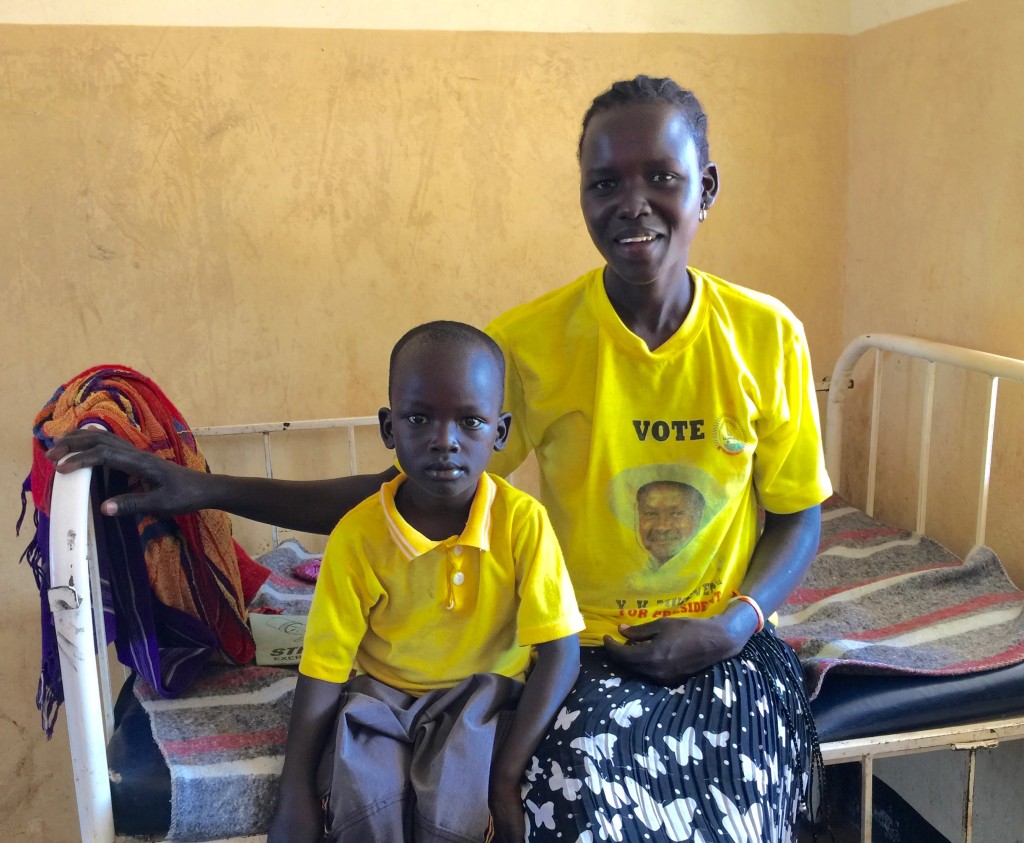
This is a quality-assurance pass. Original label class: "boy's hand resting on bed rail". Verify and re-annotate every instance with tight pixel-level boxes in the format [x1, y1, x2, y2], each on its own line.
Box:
[46, 429, 207, 516]
[603, 613, 750, 686]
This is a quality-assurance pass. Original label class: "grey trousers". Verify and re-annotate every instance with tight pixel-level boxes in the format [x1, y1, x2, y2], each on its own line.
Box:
[316, 671, 522, 843]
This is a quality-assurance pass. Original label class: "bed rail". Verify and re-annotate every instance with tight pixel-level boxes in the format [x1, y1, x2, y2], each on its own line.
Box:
[49, 465, 112, 842]
[49, 416, 379, 843]
[824, 333, 1024, 546]
[820, 333, 1024, 843]
[190, 416, 379, 548]
[50, 337, 1024, 842]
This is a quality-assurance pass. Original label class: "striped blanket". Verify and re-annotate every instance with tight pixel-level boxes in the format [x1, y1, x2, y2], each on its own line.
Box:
[134, 540, 318, 841]
[778, 495, 1024, 699]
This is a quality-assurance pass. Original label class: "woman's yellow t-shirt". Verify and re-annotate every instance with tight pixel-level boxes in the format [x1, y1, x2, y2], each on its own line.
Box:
[486, 267, 832, 646]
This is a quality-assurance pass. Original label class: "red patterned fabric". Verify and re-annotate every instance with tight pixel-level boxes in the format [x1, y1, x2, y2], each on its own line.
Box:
[779, 495, 1024, 698]
[24, 365, 269, 734]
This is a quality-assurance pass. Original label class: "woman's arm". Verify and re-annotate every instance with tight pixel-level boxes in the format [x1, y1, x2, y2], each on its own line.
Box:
[604, 505, 821, 686]
[488, 635, 580, 843]
[268, 674, 344, 843]
[723, 504, 822, 627]
[46, 428, 398, 534]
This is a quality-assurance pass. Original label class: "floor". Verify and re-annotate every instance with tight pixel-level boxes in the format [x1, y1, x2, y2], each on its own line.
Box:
[796, 763, 952, 843]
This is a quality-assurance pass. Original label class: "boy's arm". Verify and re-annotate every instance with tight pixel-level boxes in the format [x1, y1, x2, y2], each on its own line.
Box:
[268, 673, 344, 843]
[488, 634, 580, 843]
[47, 428, 397, 533]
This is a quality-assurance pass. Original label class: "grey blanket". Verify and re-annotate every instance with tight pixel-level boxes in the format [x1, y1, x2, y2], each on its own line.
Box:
[134, 540, 316, 841]
[778, 497, 1024, 699]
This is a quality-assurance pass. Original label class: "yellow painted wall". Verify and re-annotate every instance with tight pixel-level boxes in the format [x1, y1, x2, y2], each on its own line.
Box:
[1, 24, 845, 840]
[3, 0, 1020, 837]
[841, 0, 1024, 568]
[0, 0, 963, 34]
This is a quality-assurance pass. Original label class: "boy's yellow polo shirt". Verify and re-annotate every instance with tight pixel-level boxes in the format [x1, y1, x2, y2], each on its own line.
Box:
[299, 472, 584, 695]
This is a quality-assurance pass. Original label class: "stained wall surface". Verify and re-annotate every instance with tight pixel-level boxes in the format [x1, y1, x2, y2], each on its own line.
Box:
[841, 0, 1024, 568]
[1, 23, 845, 841]
[1, 0, 1020, 839]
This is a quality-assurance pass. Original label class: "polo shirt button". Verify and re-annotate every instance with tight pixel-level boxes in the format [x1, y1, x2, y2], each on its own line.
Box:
[452, 546, 463, 556]
[452, 572, 465, 586]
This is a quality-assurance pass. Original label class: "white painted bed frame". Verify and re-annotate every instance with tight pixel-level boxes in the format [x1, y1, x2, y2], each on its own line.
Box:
[821, 334, 1024, 842]
[48, 334, 1024, 842]
[48, 415, 380, 843]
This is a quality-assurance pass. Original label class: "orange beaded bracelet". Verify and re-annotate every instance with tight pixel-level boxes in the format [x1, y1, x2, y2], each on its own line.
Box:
[730, 591, 765, 634]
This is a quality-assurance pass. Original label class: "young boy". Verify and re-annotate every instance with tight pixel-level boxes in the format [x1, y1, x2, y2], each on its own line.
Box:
[268, 321, 584, 843]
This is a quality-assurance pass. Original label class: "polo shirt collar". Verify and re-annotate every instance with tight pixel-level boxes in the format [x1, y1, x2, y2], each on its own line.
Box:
[380, 472, 496, 561]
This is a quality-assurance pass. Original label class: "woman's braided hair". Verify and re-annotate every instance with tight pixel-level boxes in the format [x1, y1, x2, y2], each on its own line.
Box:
[578, 75, 711, 167]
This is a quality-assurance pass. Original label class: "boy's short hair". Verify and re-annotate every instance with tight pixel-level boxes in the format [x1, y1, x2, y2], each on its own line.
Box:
[388, 321, 506, 403]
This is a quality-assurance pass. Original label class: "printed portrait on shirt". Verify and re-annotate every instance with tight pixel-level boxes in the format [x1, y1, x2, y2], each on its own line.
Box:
[635, 480, 705, 566]
[608, 464, 726, 592]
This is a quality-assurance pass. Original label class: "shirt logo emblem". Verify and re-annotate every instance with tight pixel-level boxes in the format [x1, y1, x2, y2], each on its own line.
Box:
[713, 415, 749, 455]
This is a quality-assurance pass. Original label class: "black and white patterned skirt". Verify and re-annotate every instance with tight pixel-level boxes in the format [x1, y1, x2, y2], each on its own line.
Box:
[522, 626, 819, 843]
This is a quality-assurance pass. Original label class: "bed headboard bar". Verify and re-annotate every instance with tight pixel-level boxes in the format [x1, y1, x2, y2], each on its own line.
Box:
[190, 416, 381, 547]
[825, 333, 1024, 546]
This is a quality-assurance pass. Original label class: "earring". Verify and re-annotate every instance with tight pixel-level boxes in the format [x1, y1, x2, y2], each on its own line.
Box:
[698, 202, 708, 223]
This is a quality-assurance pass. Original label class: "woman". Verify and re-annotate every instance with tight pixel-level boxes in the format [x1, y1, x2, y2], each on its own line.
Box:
[51, 76, 831, 841]
[483, 76, 831, 842]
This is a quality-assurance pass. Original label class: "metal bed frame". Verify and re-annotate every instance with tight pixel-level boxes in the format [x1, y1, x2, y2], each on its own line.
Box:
[49, 415, 380, 843]
[47, 334, 1024, 842]
[820, 334, 1024, 842]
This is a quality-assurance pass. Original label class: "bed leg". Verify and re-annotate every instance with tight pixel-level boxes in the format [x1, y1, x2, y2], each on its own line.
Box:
[963, 747, 977, 843]
[860, 754, 873, 843]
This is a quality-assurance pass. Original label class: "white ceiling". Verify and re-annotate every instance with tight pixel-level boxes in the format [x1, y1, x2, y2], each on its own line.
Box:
[0, 0, 966, 36]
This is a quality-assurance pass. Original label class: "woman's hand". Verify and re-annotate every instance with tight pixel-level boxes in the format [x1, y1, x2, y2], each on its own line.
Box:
[603, 611, 752, 686]
[488, 779, 526, 843]
[47, 428, 400, 532]
[605, 507, 822, 686]
[46, 429, 208, 516]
